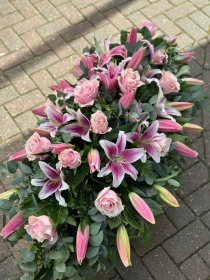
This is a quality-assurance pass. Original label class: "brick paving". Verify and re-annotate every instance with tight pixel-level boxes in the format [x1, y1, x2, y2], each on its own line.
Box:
[0, 0, 210, 279]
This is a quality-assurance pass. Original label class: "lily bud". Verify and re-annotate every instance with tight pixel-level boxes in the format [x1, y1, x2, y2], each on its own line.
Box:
[173, 141, 198, 157]
[126, 47, 146, 70]
[76, 224, 89, 265]
[179, 51, 194, 62]
[9, 149, 27, 161]
[182, 78, 204, 86]
[49, 143, 74, 154]
[117, 225, 131, 267]
[128, 192, 155, 224]
[125, 28, 137, 58]
[119, 89, 136, 110]
[0, 189, 19, 200]
[182, 123, 203, 132]
[166, 102, 194, 111]
[31, 106, 46, 117]
[28, 128, 51, 138]
[154, 184, 179, 207]
[1, 211, 25, 239]
[167, 36, 177, 44]
[158, 120, 183, 132]
[87, 149, 100, 173]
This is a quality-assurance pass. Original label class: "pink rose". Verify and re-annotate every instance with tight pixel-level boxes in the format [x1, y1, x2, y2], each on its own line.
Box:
[25, 215, 58, 244]
[94, 187, 124, 218]
[118, 68, 143, 93]
[159, 71, 180, 94]
[74, 79, 99, 107]
[140, 20, 156, 37]
[25, 132, 51, 161]
[58, 148, 81, 168]
[152, 133, 171, 157]
[90, 110, 111, 134]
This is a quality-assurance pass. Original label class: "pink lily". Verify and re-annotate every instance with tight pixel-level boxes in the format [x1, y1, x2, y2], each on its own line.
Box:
[59, 109, 91, 142]
[182, 123, 203, 132]
[127, 100, 149, 126]
[31, 161, 70, 207]
[182, 78, 204, 86]
[28, 128, 51, 138]
[126, 47, 146, 70]
[1, 211, 26, 239]
[158, 120, 183, 132]
[141, 65, 162, 83]
[76, 224, 89, 265]
[128, 192, 155, 224]
[50, 80, 74, 99]
[97, 64, 121, 92]
[173, 141, 198, 157]
[140, 20, 156, 37]
[97, 131, 145, 188]
[9, 149, 27, 161]
[117, 225, 131, 267]
[179, 51, 194, 62]
[167, 36, 177, 44]
[31, 106, 47, 117]
[154, 184, 179, 207]
[70, 53, 97, 79]
[125, 27, 137, 58]
[87, 149, 100, 173]
[143, 40, 166, 65]
[49, 143, 74, 154]
[166, 102, 194, 111]
[126, 121, 171, 163]
[119, 89, 137, 109]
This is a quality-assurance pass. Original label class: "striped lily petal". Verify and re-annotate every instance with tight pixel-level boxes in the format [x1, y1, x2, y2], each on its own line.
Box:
[123, 163, 138, 180]
[116, 131, 126, 154]
[99, 140, 118, 160]
[39, 161, 59, 180]
[38, 180, 61, 200]
[111, 162, 125, 188]
[120, 148, 145, 163]
[141, 121, 159, 140]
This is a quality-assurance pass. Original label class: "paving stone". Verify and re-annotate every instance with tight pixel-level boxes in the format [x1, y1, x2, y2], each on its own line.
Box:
[132, 214, 176, 256]
[190, 59, 203, 77]
[5, 66, 36, 94]
[190, 0, 209, 8]
[45, 35, 74, 59]
[0, 0, 15, 16]
[179, 162, 209, 197]
[13, 14, 47, 35]
[5, 89, 45, 117]
[0, 70, 10, 89]
[85, 24, 118, 45]
[49, 0, 69, 5]
[94, 0, 127, 13]
[0, 106, 20, 141]
[47, 55, 78, 78]
[183, 114, 203, 140]
[58, 2, 85, 25]
[70, 37, 91, 55]
[0, 28, 25, 52]
[36, 17, 70, 38]
[127, 11, 150, 27]
[0, 12, 23, 31]
[71, 0, 100, 9]
[168, 0, 186, 5]
[165, 198, 195, 229]
[35, 0, 61, 21]
[15, 111, 39, 134]
[21, 30, 50, 55]
[10, 239, 30, 260]
[117, 0, 149, 16]
[0, 85, 19, 105]
[198, 243, 210, 267]
[12, 0, 38, 18]
[165, 2, 197, 21]
[176, 33, 194, 50]
[31, 69, 56, 96]
[81, 5, 109, 28]
[60, 20, 93, 42]
[142, 246, 186, 280]
[0, 47, 33, 71]
[22, 51, 59, 75]
[202, 212, 210, 230]
[0, 43, 9, 57]
[116, 249, 153, 280]
[0, 237, 11, 262]
[203, 70, 210, 93]
[189, 11, 210, 33]
[180, 254, 210, 280]
[0, 256, 22, 279]
[204, 44, 210, 69]
[202, 5, 210, 17]
[203, 131, 210, 166]
[141, 0, 173, 18]
[203, 110, 210, 129]
[104, 8, 133, 31]
[184, 184, 210, 216]
[193, 45, 206, 67]
[152, 14, 182, 36]
[176, 18, 207, 42]
[163, 221, 210, 263]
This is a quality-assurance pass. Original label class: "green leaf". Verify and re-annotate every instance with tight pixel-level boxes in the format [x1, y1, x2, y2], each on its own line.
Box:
[176, 65, 190, 77]
[88, 255, 99, 266]
[140, 228, 153, 249]
[90, 222, 102, 235]
[86, 246, 100, 259]
[7, 161, 18, 174]
[107, 215, 122, 230]
[125, 42, 135, 54]
[149, 110, 157, 120]
[168, 179, 180, 187]
[49, 251, 62, 260]
[106, 248, 119, 272]
[0, 199, 12, 212]
[168, 134, 188, 142]
[66, 216, 76, 226]
[65, 266, 77, 278]
[123, 208, 144, 230]
[141, 103, 154, 112]
[144, 199, 163, 216]
[20, 262, 37, 272]
[120, 30, 128, 45]
[66, 164, 89, 188]
[55, 262, 66, 273]
[91, 213, 106, 222]
[20, 273, 33, 280]
[200, 100, 210, 111]
[71, 274, 82, 280]
[99, 244, 108, 257]
[192, 90, 206, 101]
[50, 206, 68, 226]
[96, 263, 101, 272]
[63, 237, 74, 243]
[11, 176, 24, 185]
[89, 230, 103, 246]
[103, 122, 136, 141]
[62, 133, 71, 143]
[20, 248, 35, 262]
[94, 37, 103, 55]
[88, 207, 98, 216]
[0, 163, 7, 173]
[180, 92, 192, 101]
[149, 94, 158, 104]
[154, 169, 180, 182]
[19, 163, 32, 174]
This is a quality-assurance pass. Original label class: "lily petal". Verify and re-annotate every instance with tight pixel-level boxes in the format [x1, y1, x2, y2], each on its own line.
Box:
[31, 178, 48, 186]
[99, 140, 118, 160]
[111, 162, 125, 188]
[116, 131, 126, 154]
[145, 143, 160, 163]
[120, 148, 144, 163]
[38, 180, 61, 199]
[55, 190, 67, 207]
[123, 163, 138, 180]
[97, 162, 112, 178]
[142, 121, 159, 140]
[77, 109, 90, 128]
[39, 161, 59, 180]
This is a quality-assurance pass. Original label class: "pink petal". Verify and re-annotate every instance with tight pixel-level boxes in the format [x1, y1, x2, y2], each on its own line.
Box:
[126, 132, 140, 143]
[99, 140, 118, 160]
[55, 190, 67, 207]
[145, 143, 160, 163]
[97, 162, 112, 178]
[60, 124, 88, 136]
[9, 149, 27, 161]
[38, 180, 61, 200]
[116, 131, 126, 154]
[46, 106, 63, 126]
[142, 121, 159, 140]
[123, 163, 138, 180]
[111, 162, 125, 188]
[39, 161, 59, 180]
[77, 109, 90, 128]
[31, 178, 48, 186]
[120, 148, 144, 163]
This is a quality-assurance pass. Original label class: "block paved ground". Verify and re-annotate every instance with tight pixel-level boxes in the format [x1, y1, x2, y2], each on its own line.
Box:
[0, 0, 210, 279]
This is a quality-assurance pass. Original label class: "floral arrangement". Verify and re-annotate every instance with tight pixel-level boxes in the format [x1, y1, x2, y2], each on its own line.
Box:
[0, 20, 209, 280]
